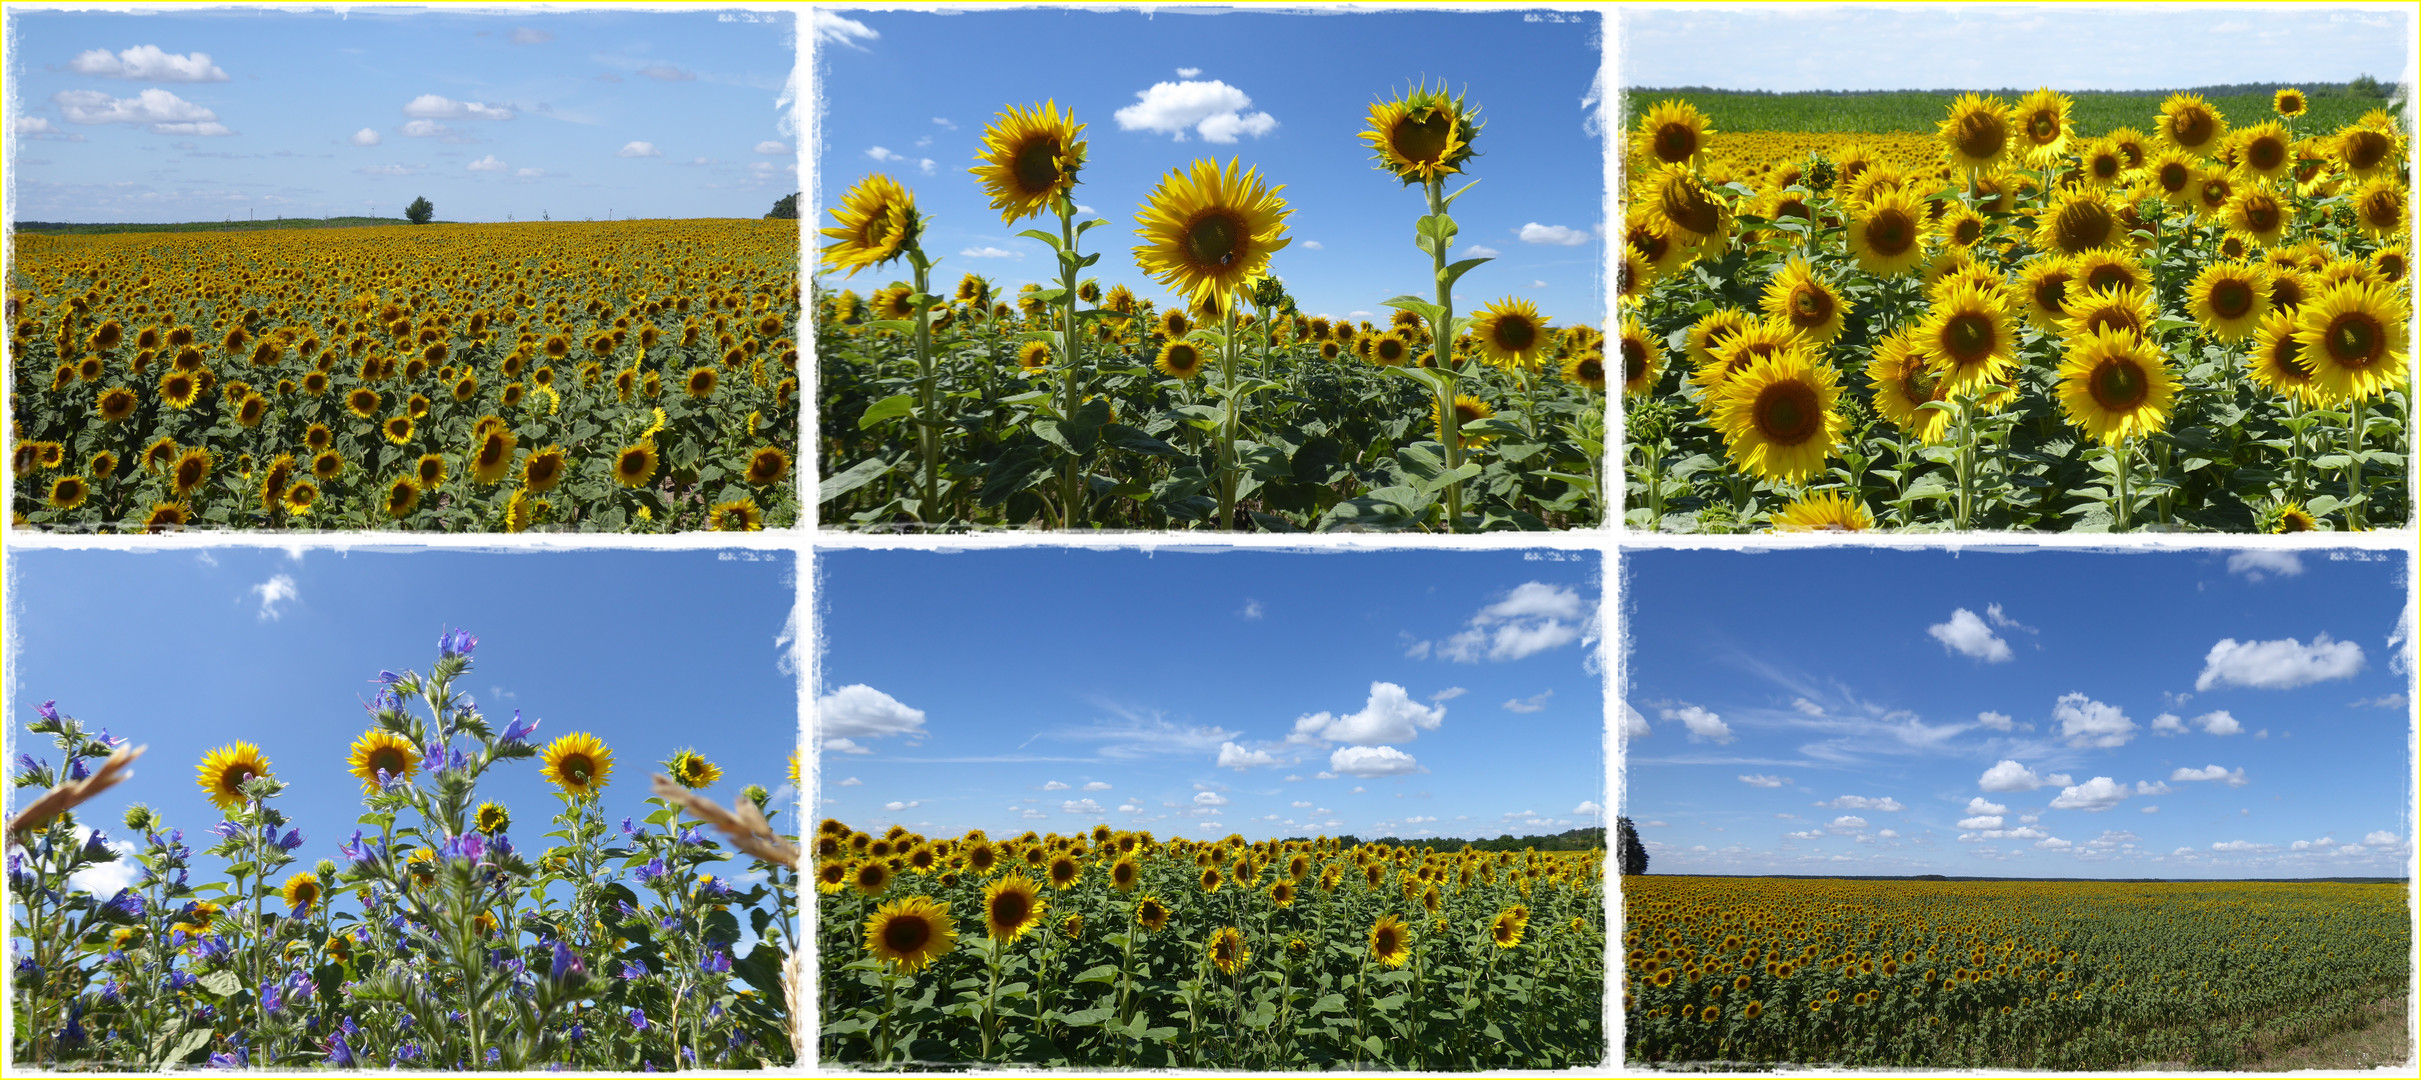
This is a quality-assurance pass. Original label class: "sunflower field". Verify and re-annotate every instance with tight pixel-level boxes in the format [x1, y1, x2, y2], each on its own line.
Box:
[7, 221, 799, 533]
[8, 629, 801, 1069]
[1623, 876, 2412, 1070]
[1621, 88, 2412, 532]
[817, 85, 1604, 533]
[815, 824, 1605, 1068]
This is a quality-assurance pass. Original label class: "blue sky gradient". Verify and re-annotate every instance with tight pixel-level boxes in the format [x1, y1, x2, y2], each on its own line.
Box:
[8, 547, 799, 900]
[815, 547, 1604, 843]
[9, 9, 798, 222]
[1623, 4, 2415, 93]
[1623, 547, 2414, 879]
[812, 6, 1605, 327]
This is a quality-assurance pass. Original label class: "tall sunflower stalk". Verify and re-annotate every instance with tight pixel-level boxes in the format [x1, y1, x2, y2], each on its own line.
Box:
[817, 174, 942, 522]
[973, 101, 1094, 529]
[1366, 81, 1487, 532]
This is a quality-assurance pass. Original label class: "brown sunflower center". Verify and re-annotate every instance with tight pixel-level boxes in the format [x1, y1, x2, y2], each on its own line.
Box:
[2247, 137, 2285, 171]
[1752, 380, 1823, 445]
[2172, 111, 2214, 147]
[1660, 177, 1721, 237]
[883, 916, 932, 954]
[1622, 339, 1649, 383]
[2358, 190, 2401, 228]
[2199, 179, 2230, 207]
[1576, 356, 1605, 384]
[2244, 196, 2281, 232]
[176, 459, 206, 488]
[1953, 113, 2006, 160]
[2052, 201, 2113, 252]
[1941, 314, 1996, 365]
[2327, 313, 2382, 367]
[1863, 210, 1914, 256]
[2027, 112, 2058, 140]
[2084, 306, 2143, 338]
[560, 754, 595, 784]
[2089, 358, 2150, 411]
[2091, 153, 2121, 180]
[1012, 138, 1063, 194]
[1183, 211, 1244, 269]
[1493, 315, 1537, 350]
[2345, 130, 2390, 171]
[1900, 363, 1943, 406]
[1789, 286, 1831, 323]
[1392, 110, 1454, 165]
[617, 449, 649, 477]
[220, 766, 256, 795]
[1653, 121, 1700, 162]
[1953, 218, 1983, 245]
[991, 893, 1030, 927]
[2268, 339, 2311, 381]
[2210, 280, 2256, 319]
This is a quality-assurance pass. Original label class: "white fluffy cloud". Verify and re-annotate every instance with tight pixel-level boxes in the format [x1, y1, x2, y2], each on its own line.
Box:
[1828, 815, 1867, 831]
[54, 88, 230, 134]
[251, 575, 298, 621]
[1976, 710, 2014, 731]
[1966, 797, 2009, 815]
[1434, 582, 1590, 662]
[1193, 790, 1228, 807]
[467, 155, 508, 172]
[1821, 795, 1905, 812]
[1517, 222, 1591, 246]
[1958, 815, 2005, 830]
[754, 140, 790, 155]
[1292, 682, 1445, 745]
[2197, 634, 2365, 690]
[1501, 691, 1553, 713]
[816, 684, 926, 740]
[2192, 709, 2243, 735]
[838, 776, 862, 786]
[1662, 704, 1731, 744]
[1113, 80, 1277, 143]
[1623, 702, 1651, 738]
[1216, 741, 1279, 770]
[1083, 781, 1112, 791]
[1574, 801, 1602, 816]
[1062, 798, 1104, 815]
[811, 11, 880, 50]
[617, 141, 663, 158]
[2151, 712, 2186, 735]
[1978, 759, 2071, 792]
[1737, 774, 1788, 788]
[1929, 608, 2014, 663]
[1042, 780, 1070, 791]
[2226, 551, 2304, 580]
[2049, 776, 2131, 812]
[402, 94, 512, 121]
[349, 127, 382, 146]
[2170, 764, 2249, 787]
[2053, 692, 2136, 748]
[1330, 745, 1420, 777]
[69, 45, 228, 82]
[2363, 830, 2400, 846]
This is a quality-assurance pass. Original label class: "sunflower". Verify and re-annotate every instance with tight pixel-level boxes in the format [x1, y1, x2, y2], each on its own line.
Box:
[2267, 501, 2320, 534]
[2071, 248, 2147, 296]
[502, 443, 566, 494]
[1563, 348, 1607, 394]
[1200, 864, 1224, 893]
[2234, 121, 2292, 182]
[381, 476, 420, 519]
[1431, 394, 1497, 450]
[1937, 203, 1989, 249]
[1131, 158, 1292, 310]
[2293, 279, 2409, 404]
[1046, 853, 1083, 890]
[1150, 338, 1209, 381]
[1692, 317, 1807, 393]
[1207, 925, 1252, 976]
[539, 732, 614, 797]
[475, 801, 511, 834]
[2192, 167, 2236, 217]
[611, 442, 659, 488]
[2061, 284, 2154, 344]
[1489, 907, 1527, 949]
[1649, 163, 1732, 250]
[1916, 282, 2019, 394]
[1847, 187, 1928, 277]
[1369, 913, 1414, 968]
[2225, 185, 2289, 248]
[1362, 80, 1480, 184]
[983, 872, 1047, 942]
[1637, 99, 1717, 168]
[2333, 121, 2403, 182]
[1760, 258, 1850, 344]
[169, 447, 213, 498]
[2014, 256, 2079, 331]
[1936, 93, 2014, 172]
[2143, 149, 2198, 209]
[661, 749, 720, 790]
[970, 100, 1087, 224]
[48, 476, 89, 511]
[684, 367, 717, 399]
[2373, 244, 2409, 286]
[707, 498, 764, 531]
[158, 370, 201, 409]
[715, 447, 783, 494]
[864, 895, 956, 974]
[281, 872, 322, 916]
[196, 742, 272, 812]
[1129, 894, 1173, 935]
[2014, 89, 2072, 164]
[1711, 347, 1843, 484]
[2350, 177, 2406, 241]
[820, 173, 920, 277]
[1014, 339, 1052, 373]
[1771, 491, 1876, 532]
[2185, 261, 2271, 342]
[851, 859, 894, 897]
[1471, 298, 1551, 367]
[407, 453, 446, 491]
[2075, 136, 2128, 187]
[2040, 187, 2122, 255]
[282, 481, 319, 516]
[96, 385, 139, 422]
[2057, 325, 2178, 445]
[343, 387, 380, 420]
[2249, 309, 2321, 404]
[1684, 308, 1755, 369]
[1866, 328, 1952, 444]
[2158, 93, 2227, 157]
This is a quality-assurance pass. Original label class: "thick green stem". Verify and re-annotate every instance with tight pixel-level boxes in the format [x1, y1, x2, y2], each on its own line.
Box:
[910, 252, 940, 521]
[1426, 176, 1466, 533]
[1216, 303, 1241, 530]
[2115, 438, 2132, 532]
[1056, 203, 1086, 529]
[2347, 396, 2368, 529]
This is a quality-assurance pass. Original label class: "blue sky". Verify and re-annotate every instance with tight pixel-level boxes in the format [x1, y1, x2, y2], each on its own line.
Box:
[8, 8, 798, 222]
[815, 547, 1604, 843]
[1623, 548, 2415, 879]
[1623, 4, 2416, 92]
[7, 547, 799, 901]
[812, 7, 1605, 327]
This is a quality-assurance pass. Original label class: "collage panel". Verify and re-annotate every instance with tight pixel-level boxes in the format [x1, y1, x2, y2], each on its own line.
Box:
[811, 6, 1610, 532]
[5, 548, 801, 1068]
[5, 7, 802, 535]
[1618, 4, 2413, 534]
[1619, 545, 2413, 1070]
[809, 546, 1607, 1068]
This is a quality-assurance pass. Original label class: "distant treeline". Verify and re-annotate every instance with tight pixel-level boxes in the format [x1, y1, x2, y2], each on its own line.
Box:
[1342, 826, 1606, 853]
[14, 216, 412, 236]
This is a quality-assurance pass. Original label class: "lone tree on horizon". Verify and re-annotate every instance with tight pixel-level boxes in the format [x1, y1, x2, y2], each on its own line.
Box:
[405, 196, 434, 225]
[1617, 815, 1649, 876]
[766, 192, 799, 220]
